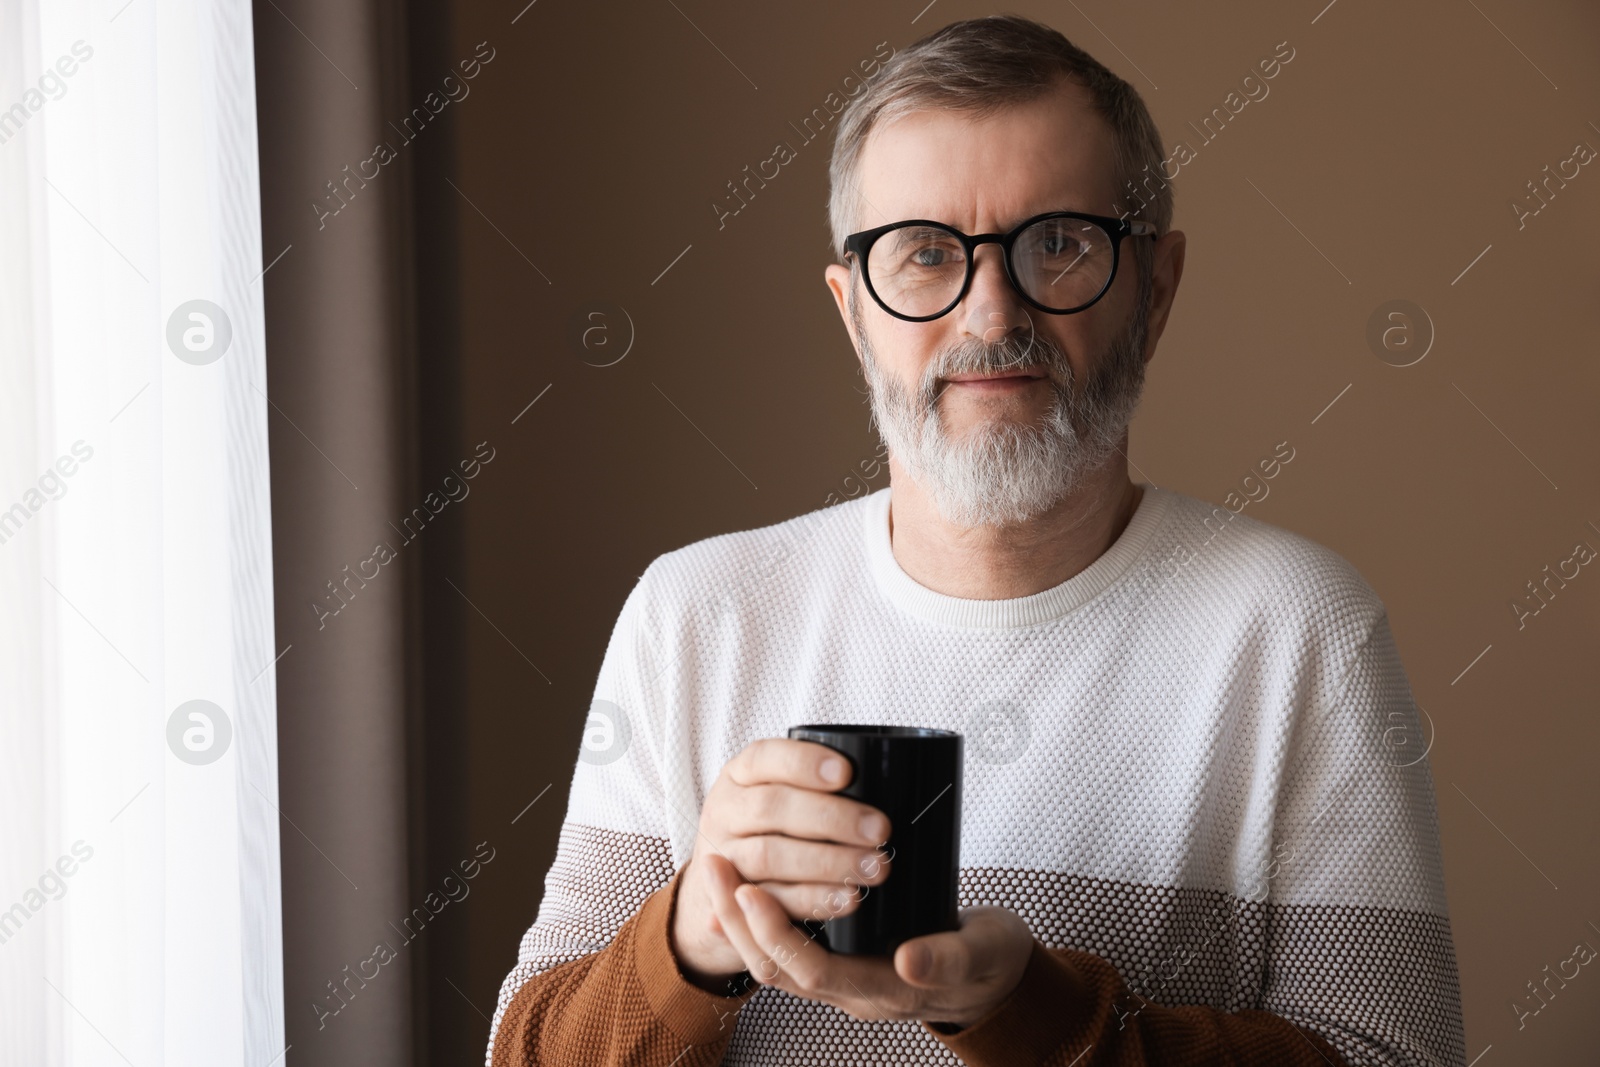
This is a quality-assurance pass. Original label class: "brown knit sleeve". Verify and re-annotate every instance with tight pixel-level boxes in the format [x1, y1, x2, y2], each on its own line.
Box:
[491, 865, 760, 1067]
[922, 942, 1348, 1066]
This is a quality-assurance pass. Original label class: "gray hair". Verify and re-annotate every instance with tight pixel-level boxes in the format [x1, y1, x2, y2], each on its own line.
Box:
[826, 14, 1171, 308]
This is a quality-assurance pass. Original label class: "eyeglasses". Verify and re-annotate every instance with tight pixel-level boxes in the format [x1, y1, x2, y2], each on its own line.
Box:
[843, 210, 1156, 322]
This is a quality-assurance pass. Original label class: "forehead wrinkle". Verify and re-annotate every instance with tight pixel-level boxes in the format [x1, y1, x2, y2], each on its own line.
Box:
[853, 83, 1117, 235]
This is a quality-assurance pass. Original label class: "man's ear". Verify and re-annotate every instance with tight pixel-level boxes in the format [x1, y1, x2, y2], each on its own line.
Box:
[1141, 229, 1186, 366]
[824, 262, 864, 369]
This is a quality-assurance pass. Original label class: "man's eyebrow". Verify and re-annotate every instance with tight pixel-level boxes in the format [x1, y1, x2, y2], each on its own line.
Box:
[894, 208, 1095, 232]
[1004, 207, 1094, 227]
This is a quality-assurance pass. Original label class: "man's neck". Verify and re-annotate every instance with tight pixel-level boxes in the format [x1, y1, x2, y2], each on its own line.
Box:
[885, 452, 1144, 601]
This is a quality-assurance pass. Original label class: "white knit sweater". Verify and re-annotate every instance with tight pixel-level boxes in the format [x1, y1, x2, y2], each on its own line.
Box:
[489, 484, 1465, 1066]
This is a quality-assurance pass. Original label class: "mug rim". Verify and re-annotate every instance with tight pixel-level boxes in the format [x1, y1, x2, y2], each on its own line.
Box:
[788, 724, 959, 740]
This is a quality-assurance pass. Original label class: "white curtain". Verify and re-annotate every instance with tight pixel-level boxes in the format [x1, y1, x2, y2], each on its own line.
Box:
[0, 1, 285, 1064]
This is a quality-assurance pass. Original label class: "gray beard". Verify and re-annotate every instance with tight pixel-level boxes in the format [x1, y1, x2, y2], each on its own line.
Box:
[853, 287, 1149, 529]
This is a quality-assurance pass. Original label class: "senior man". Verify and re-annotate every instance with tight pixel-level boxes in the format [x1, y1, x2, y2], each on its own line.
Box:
[487, 14, 1464, 1067]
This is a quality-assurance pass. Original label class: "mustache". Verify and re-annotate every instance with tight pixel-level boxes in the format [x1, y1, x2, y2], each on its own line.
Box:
[922, 334, 1075, 407]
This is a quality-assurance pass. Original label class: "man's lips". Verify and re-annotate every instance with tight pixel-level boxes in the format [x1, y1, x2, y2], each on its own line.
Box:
[944, 369, 1047, 385]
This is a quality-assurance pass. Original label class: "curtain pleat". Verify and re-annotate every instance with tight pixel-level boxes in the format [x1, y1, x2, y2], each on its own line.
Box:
[253, 1, 422, 1064]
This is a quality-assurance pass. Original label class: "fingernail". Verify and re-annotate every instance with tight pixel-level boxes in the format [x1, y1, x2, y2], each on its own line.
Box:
[735, 886, 754, 910]
[820, 757, 845, 784]
[858, 853, 881, 878]
[860, 814, 887, 843]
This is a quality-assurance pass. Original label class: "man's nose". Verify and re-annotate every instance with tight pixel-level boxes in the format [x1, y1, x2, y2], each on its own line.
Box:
[958, 245, 1030, 345]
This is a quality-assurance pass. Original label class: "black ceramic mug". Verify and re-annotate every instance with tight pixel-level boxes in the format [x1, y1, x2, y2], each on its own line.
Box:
[785, 724, 963, 956]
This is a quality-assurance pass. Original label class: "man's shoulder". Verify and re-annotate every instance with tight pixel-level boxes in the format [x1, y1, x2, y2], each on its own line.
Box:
[1149, 487, 1388, 650]
[633, 491, 876, 611]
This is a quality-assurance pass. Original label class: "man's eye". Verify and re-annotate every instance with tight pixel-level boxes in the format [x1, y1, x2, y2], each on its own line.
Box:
[900, 239, 964, 269]
[1036, 228, 1090, 257]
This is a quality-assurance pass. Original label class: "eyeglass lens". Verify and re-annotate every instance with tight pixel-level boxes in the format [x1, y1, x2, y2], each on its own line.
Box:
[867, 217, 1114, 317]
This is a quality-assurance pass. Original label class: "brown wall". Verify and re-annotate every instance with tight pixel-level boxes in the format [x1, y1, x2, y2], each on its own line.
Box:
[405, 1, 1600, 1063]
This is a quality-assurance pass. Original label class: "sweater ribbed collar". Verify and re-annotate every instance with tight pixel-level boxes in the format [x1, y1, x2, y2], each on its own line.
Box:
[862, 482, 1172, 630]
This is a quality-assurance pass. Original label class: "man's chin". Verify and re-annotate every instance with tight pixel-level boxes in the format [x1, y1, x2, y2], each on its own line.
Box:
[934, 406, 1062, 447]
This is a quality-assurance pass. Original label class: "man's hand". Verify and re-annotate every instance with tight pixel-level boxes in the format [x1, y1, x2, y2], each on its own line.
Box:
[670, 739, 894, 991]
[702, 855, 1036, 1028]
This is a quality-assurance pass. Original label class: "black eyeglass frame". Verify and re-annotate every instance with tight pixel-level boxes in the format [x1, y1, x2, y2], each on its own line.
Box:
[843, 209, 1157, 323]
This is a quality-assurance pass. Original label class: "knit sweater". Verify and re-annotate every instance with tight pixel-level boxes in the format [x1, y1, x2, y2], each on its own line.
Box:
[486, 483, 1465, 1066]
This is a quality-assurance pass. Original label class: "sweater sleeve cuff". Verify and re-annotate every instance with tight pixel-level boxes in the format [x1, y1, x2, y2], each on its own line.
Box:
[922, 941, 1093, 1062]
[632, 865, 761, 1046]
